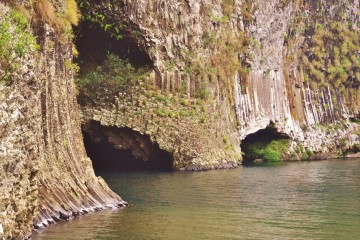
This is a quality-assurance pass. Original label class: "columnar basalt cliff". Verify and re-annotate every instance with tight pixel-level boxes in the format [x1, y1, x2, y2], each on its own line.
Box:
[0, 1, 126, 239]
[0, 0, 359, 239]
[79, 0, 359, 165]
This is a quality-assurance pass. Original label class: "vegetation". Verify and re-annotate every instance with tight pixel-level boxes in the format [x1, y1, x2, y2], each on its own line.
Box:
[292, 144, 314, 160]
[33, 0, 80, 34]
[173, 0, 256, 102]
[243, 139, 290, 162]
[341, 144, 360, 157]
[0, 9, 39, 83]
[76, 53, 149, 103]
[285, 0, 359, 113]
[301, 22, 359, 91]
[211, 31, 251, 83]
[76, 0, 125, 40]
[195, 83, 210, 100]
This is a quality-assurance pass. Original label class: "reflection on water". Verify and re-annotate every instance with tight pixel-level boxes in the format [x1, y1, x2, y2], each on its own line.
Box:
[34, 159, 360, 240]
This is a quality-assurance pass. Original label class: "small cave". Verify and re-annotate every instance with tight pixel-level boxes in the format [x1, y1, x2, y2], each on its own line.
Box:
[240, 125, 290, 164]
[82, 121, 173, 172]
[74, 20, 153, 72]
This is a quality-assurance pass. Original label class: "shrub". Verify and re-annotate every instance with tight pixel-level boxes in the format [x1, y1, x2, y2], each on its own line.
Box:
[266, 139, 289, 153]
[242, 139, 290, 162]
[77, 0, 123, 40]
[76, 53, 149, 102]
[243, 141, 267, 159]
[305, 147, 314, 157]
[262, 149, 281, 162]
[301, 152, 309, 160]
[0, 9, 39, 82]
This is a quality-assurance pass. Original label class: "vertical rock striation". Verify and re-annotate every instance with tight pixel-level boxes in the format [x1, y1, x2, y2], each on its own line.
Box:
[0, 2, 126, 239]
[0, 0, 359, 239]
[81, 0, 359, 163]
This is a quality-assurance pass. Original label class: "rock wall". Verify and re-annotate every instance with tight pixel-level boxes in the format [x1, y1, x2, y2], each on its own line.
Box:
[81, 0, 359, 163]
[0, 2, 126, 239]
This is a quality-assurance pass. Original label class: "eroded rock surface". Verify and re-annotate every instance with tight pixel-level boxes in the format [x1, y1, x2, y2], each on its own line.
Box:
[0, 0, 359, 239]
[0, 2, 126, 239]
[81, 0, 359, 165]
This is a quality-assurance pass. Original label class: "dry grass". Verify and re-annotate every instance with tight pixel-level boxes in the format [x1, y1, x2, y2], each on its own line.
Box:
[33, 0, 79, 33]
[33, 0, 58, 27]
[65, 0, 80, 26]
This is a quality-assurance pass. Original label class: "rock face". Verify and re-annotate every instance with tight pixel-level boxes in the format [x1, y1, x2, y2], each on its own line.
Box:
[0, 0, 359, 239]
[81, 0, 359, 166]
[0, 2, 126, 239]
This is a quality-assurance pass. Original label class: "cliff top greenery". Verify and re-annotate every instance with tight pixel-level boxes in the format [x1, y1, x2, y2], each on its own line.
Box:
[0, 0, 81, 83]
[0, 8, 39, 83]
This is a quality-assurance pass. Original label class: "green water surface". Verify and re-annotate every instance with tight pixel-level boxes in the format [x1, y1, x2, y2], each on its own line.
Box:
[34, 159, 360, 240]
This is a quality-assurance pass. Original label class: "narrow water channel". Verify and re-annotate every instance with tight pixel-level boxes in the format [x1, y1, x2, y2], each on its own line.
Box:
[34, 159, 360, 240]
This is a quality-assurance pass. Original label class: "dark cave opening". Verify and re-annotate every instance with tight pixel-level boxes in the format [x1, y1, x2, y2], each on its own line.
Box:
[74, 20, 153, 72]
[241, 125, 290, 164]
[82, 122, 173, 172]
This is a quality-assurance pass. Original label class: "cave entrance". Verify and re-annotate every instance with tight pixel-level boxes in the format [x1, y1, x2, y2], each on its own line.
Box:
[82, 121, 173, 172]
[74, 20, 153, 73]
[240, 125, 290, 164]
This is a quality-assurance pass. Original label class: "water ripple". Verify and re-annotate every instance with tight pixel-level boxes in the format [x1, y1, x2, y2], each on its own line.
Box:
[34, 159, 360, 240]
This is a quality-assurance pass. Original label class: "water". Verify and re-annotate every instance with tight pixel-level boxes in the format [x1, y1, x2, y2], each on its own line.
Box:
[34, 159, 360, 240]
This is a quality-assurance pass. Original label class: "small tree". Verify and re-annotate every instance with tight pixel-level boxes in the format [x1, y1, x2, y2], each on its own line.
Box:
[76, 53, 148, 105]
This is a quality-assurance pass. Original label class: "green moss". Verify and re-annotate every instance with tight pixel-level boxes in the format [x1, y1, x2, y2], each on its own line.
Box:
[165, 59, 176, 71]
[244, 141, 267, 159]
[177, 109, 195, 118]
[179, 98, 190, 106]
[156, 109, 167, 117]
[155, 95, 169, 102]
[301, 152, 309, 160]
[223, 136, 230, 144]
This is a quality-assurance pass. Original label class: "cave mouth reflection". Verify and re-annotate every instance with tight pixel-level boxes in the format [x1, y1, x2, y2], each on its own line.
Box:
[82, 122, 173, 172]
[241, 124, 290, 164]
